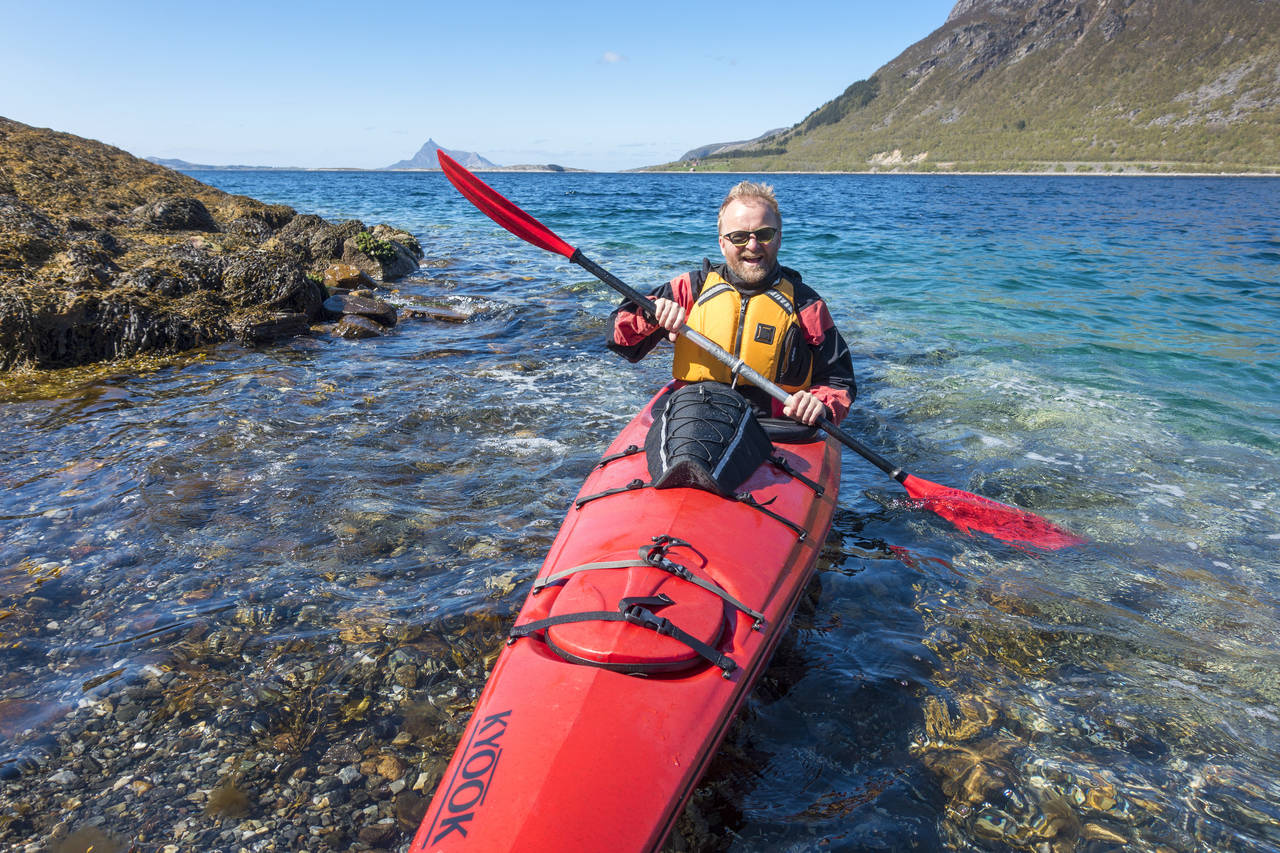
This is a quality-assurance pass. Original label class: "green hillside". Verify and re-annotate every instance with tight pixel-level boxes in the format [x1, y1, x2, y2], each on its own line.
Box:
[658, 0, 1280, 173]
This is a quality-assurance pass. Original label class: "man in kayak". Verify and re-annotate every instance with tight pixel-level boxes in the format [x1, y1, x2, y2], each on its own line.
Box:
[608, 181, 855, 426]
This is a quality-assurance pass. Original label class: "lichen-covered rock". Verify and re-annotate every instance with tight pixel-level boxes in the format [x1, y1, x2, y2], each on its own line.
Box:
[372, 224, 424, 260]
[0, 116, 424, 370]
[341, 225, 423, 282]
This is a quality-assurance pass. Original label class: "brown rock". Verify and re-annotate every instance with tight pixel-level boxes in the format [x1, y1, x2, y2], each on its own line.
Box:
[323, 293, 398, 327]
[323, 262, 376, 292]
[334, 315, 387, 339]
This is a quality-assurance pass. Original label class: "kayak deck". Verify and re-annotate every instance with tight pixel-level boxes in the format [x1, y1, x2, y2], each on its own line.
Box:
[411, 386, 841, 852]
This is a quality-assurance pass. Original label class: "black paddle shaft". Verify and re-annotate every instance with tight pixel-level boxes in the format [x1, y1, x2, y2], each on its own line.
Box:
[570, 250, 906, 483]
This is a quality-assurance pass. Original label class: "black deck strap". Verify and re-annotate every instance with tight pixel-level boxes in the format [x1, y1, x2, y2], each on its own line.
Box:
[507, 593, 738, 678]
[768, 453, 825, 496]
[596, 444, 643, 469]
[643, 537, 765, 629]
[574, 478, 648, 508]
[528, 537, 766, 630]
[734, 493, 807, 540]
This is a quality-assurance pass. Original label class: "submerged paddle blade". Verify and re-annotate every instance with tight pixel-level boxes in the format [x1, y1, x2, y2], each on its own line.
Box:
[437, 151, 577, 258]
[901, 474, 1086, 550]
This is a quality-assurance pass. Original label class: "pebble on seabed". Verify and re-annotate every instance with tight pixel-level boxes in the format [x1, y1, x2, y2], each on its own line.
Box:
[0, 606, 504, 851]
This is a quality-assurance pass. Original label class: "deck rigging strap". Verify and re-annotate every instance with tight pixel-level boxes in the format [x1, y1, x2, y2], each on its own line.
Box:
[768, 453, 824, 495]
[508, 593, 738, 677]
[575, 479, 647, 507]
[531, 535, 766, 629]
[595, 444, 643, 468]
[734, 493, 807, 540]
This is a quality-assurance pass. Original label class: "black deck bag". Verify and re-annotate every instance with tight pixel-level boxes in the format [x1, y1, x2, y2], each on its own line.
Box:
[644, 382, 774, 497]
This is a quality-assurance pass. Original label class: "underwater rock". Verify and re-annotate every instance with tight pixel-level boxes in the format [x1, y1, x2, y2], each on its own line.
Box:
[322, 293, 398, 327]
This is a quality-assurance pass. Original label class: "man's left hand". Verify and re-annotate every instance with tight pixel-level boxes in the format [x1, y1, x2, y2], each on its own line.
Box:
[783, 391, 827, 426]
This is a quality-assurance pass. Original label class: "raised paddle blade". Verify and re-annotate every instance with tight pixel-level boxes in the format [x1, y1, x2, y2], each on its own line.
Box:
[900, 474, 1086, 550]
[437, 151, 577, 258]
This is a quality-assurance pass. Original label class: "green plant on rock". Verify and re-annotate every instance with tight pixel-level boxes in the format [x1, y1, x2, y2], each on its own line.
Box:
[355, 230, 397, 262]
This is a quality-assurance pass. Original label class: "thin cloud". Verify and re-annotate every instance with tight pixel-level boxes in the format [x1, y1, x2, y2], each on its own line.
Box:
[601, 51, 626, 64]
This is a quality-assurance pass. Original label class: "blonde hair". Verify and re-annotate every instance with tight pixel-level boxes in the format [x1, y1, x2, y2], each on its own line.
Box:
[718, 181, 780, 231]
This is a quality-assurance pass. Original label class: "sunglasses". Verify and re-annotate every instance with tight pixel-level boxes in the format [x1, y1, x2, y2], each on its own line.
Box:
[721, 227, 779, 247]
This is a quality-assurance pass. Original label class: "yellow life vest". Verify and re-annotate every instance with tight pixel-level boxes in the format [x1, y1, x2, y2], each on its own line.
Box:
[672, 270, 813, 393]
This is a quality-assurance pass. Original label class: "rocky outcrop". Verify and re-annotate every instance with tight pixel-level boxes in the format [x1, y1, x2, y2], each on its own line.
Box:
[0, 117, 425, 370]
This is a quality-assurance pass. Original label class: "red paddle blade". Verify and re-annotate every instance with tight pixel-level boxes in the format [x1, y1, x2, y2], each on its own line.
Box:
[437, 151, 577, 259]
[900, 474, 1086, 550]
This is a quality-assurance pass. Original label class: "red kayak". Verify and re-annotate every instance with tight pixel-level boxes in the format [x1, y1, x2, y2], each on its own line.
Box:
[410, 383, 841, 853]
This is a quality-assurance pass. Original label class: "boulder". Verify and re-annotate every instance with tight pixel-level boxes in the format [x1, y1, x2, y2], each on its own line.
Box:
[334, 315, 387, 339]
[223, 252, 325, 317]
[132, 196, 219, 232]
[342, 226, 423, 283]
[323, 262, 376, 293]
[233, 312, 312, 344]
[323, 293, 398, 327]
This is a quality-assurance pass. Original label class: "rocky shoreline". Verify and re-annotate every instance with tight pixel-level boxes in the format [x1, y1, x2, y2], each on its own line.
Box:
[0, 575, 514, 852]
[0, 117, 437, 372]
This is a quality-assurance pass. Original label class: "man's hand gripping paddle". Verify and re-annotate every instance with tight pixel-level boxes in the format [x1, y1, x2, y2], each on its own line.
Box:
[437, 151, 1086, 550]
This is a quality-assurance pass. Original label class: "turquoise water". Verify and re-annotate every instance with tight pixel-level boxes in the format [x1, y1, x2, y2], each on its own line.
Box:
[2, 170, 1278, 851]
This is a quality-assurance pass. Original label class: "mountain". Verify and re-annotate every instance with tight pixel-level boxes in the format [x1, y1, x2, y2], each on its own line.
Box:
[679, 129, 788, 162]
[384, 139, 497, 170]
[664, 0, 1280, 172]
[146, 157, 291, 171]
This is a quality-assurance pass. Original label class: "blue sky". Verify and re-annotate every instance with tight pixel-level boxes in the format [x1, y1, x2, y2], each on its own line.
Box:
[3, 0, 958, 171]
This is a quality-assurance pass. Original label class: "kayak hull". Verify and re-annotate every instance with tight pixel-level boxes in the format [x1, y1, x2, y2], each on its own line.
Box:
[411, 385, 842, 853]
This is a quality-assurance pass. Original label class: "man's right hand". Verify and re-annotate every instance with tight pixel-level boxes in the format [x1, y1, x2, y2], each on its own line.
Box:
[651, 297, 687, 342]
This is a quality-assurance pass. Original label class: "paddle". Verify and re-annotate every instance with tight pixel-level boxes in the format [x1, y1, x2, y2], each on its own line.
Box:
[437, 151, 1085, 550]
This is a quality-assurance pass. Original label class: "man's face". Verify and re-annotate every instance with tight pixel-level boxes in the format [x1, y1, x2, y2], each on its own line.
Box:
[718, 199, 781, 285]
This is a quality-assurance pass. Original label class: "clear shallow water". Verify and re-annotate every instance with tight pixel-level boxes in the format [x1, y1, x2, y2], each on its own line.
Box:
[2, 170, 1279, 851]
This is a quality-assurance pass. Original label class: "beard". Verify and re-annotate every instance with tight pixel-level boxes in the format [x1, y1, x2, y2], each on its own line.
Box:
[725, 255, 773, 285]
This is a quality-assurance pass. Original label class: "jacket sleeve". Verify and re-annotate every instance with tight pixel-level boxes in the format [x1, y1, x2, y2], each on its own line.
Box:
[606, 271, 699, 363]
[791, 276, 856, 425]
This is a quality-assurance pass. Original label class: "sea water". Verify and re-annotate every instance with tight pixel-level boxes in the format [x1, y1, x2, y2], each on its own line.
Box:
[2, 169, 1277, 851]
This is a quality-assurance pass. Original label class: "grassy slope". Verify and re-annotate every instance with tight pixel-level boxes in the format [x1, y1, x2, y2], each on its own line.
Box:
[658, 0, 1280, 173]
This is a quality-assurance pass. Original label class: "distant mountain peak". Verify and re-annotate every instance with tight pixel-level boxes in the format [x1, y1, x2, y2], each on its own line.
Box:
[384, 140, 497, 170]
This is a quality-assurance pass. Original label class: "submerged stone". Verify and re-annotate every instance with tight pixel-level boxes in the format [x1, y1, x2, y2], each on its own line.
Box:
[323, 293, 398, 327]
[334, 315, 387, 339]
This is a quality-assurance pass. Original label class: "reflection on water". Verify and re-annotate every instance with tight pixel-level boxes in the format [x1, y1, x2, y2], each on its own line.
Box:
[2, 172, 1279, 851]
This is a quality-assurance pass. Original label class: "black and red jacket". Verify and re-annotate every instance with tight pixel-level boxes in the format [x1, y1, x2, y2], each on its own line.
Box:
[608, 259, 856, 424]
